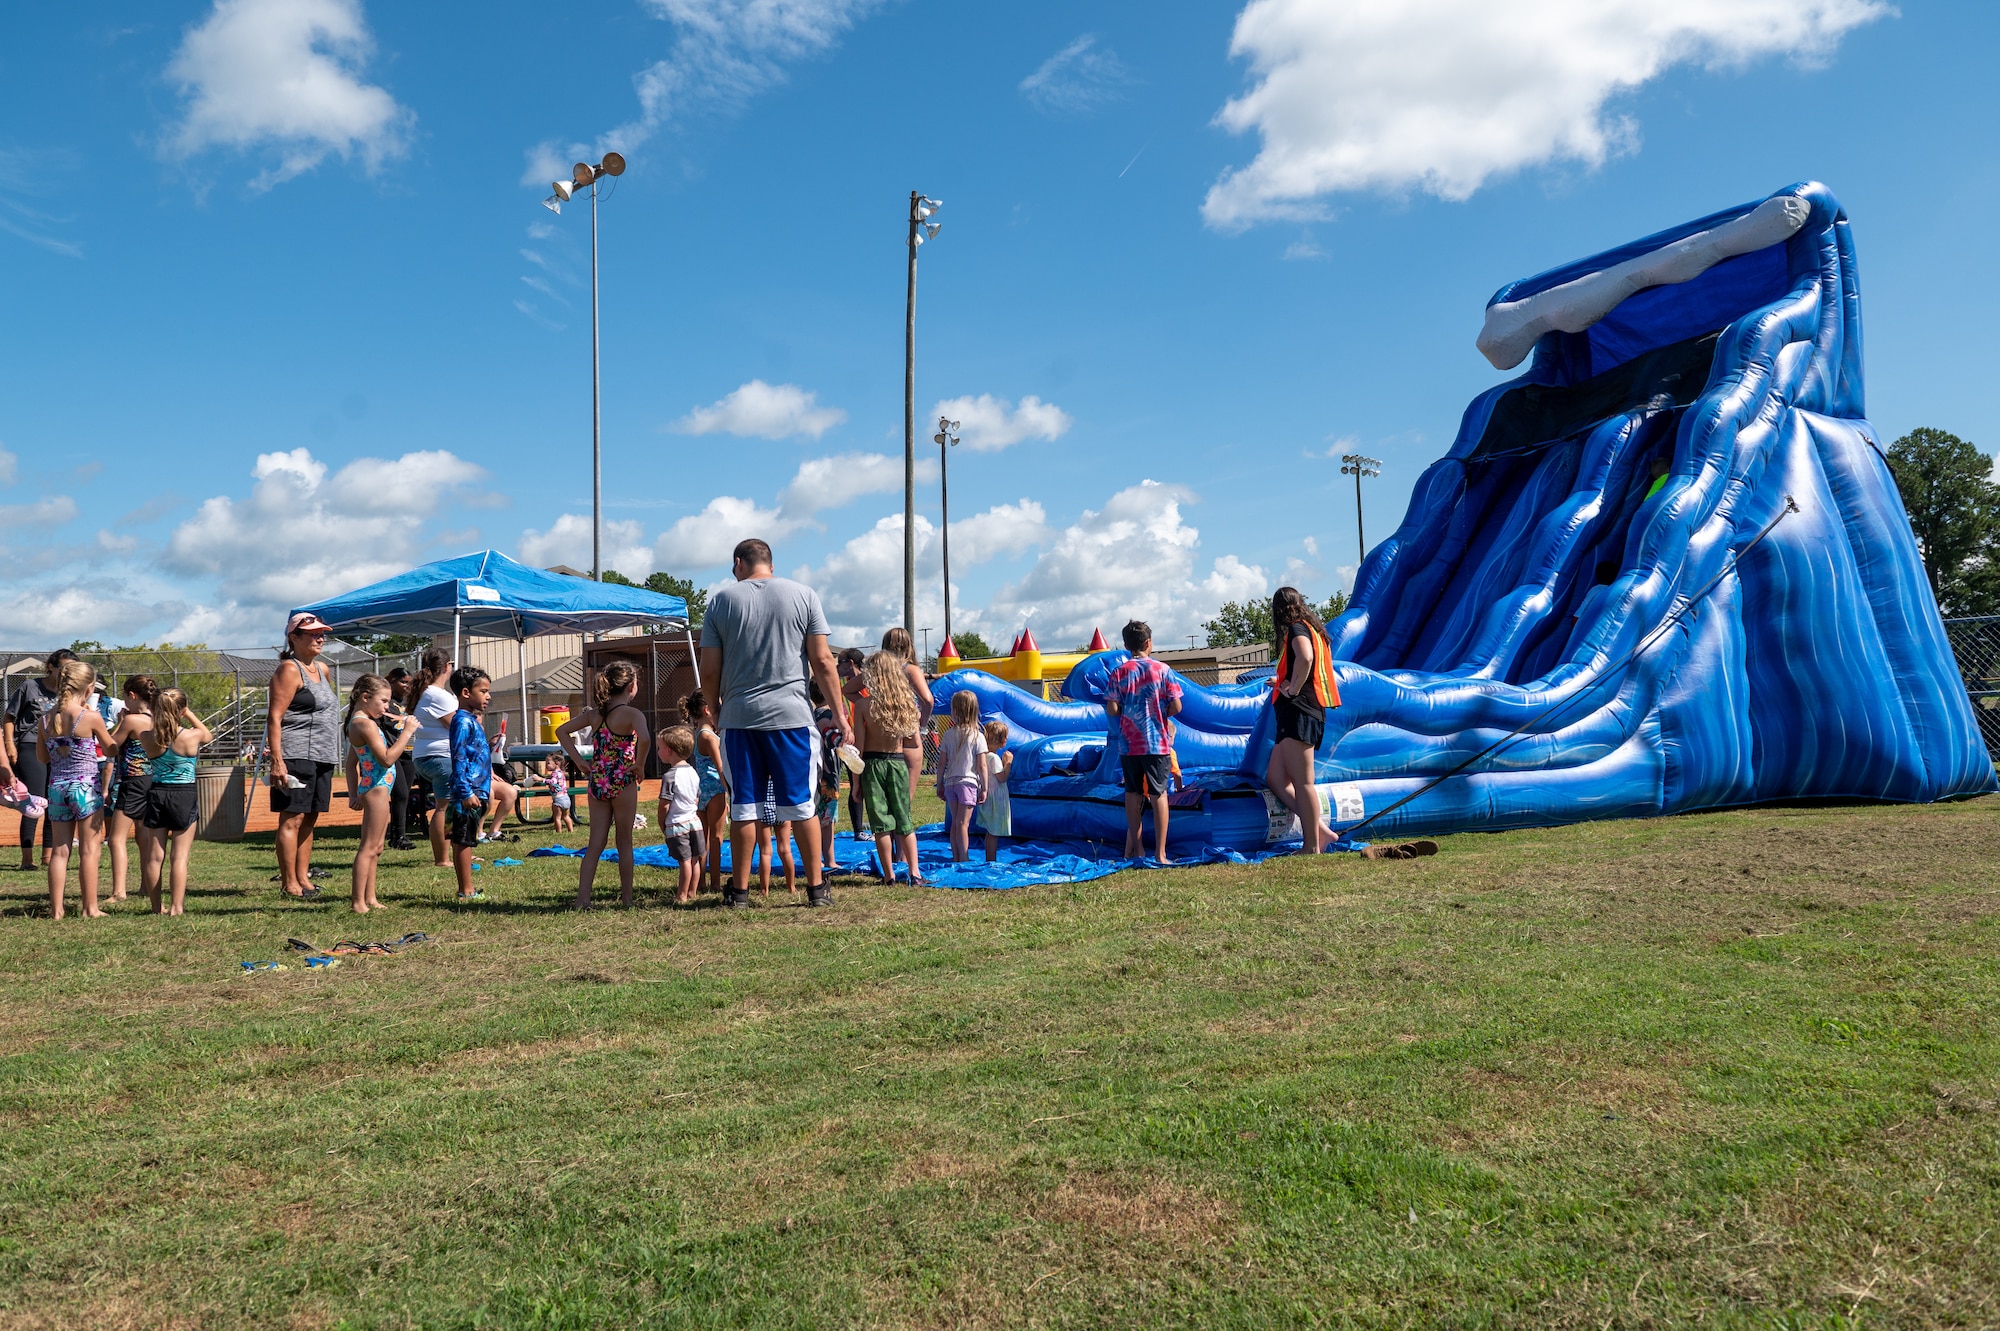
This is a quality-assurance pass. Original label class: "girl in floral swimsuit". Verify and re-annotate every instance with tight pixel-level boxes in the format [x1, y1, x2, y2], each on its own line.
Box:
[557, 660, 650, 909]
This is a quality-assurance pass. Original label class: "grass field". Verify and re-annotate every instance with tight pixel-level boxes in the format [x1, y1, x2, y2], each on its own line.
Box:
[1, 793, 1997, 1329]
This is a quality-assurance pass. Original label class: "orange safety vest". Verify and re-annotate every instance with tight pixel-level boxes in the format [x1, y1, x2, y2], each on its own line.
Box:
[1272, 621, 1341, 709]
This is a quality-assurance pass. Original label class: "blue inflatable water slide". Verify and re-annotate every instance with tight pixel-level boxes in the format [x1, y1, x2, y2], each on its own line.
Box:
[933, 182, 1995, 851]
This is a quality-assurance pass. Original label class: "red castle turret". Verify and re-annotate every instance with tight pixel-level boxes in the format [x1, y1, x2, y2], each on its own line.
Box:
[1016, 626, 1040, 654]
[1086, 626, 1109, 652]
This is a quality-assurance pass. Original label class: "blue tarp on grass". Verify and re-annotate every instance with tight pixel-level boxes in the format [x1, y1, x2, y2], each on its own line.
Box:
[527, 823, 1308, 890]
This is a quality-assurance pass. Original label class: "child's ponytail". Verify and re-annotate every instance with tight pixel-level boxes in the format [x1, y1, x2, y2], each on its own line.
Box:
[595, 660, 638, 712]
[156, 689, 188, 747]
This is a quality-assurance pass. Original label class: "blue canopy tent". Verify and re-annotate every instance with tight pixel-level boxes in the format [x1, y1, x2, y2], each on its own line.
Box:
[291, 550, 690, 739]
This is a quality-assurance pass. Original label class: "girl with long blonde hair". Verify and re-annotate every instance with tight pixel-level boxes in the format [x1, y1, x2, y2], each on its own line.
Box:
[37, 659, 112, 919]
[139, 687, 210, 915]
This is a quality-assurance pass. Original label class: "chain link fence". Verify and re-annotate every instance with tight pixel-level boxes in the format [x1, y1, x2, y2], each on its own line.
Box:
[1, 643, 424, 765]
[1941, 615, 2000, 762]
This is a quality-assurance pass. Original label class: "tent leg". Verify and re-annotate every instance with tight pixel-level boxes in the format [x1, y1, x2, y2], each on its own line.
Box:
[453, 612, 461, 672]
[519, 638, 529, 751]
[687, 624, 701, 688]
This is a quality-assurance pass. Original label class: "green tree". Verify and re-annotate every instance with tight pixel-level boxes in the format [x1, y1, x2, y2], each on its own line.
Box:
[600, 570, 707, 628]
[1886, 428, 2000, 615]
[947, 630, 994, 659]
[1204, 592, 1348, 649]
[644, 572, 707, 629]
[347, 632, 431, 656]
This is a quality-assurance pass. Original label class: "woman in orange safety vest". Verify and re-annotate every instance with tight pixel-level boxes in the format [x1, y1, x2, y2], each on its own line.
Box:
[1265, 586, 1341, 853]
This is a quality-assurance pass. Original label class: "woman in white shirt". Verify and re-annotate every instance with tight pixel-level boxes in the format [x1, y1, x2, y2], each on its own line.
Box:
[409, 649, 459, 867]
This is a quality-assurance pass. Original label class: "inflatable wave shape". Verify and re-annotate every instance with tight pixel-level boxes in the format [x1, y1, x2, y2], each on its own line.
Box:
[989, 182, 1994, 851]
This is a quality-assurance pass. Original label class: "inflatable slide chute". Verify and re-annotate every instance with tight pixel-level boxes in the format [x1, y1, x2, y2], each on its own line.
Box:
[930, 182, 1993, 850]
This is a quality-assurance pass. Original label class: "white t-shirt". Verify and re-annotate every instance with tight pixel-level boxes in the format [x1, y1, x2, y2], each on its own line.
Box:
[662, 764, 701, 830]
[937, 726, 988, 784]
[414, 684, 459, 762]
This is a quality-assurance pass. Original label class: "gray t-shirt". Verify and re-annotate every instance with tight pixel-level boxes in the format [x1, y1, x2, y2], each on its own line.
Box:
[700, 575, 830, 731]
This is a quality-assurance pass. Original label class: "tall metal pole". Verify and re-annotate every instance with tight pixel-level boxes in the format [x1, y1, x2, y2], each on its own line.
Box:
[902, 190, 919, 635]
[1353, 468, 1365, 562]
[590, 179, 603, 583]
[940, 433, 953, 650]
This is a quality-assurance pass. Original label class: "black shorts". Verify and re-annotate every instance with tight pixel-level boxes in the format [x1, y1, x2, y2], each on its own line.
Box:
[115, 772, 152, 821]
[448, 800, 486, 850]
[1274, 694, 1326, 749]
[1121, 753, 1173, 797]
[666, 826, 705, 864]
[270, 759, 333, 815]
[143, 782, 198, 834]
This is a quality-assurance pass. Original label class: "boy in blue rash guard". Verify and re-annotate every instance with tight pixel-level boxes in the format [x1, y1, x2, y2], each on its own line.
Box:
[446, 668, 493, 901]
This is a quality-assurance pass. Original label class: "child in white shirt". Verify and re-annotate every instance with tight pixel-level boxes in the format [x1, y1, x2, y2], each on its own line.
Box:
[657, 726, 703, 905]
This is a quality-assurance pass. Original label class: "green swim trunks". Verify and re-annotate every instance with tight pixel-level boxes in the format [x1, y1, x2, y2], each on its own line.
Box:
[860, 754, 913, 836]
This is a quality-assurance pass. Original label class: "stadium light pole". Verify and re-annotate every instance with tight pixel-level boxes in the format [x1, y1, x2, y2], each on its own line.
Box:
[903, 191, 942, 634]
[544, 151, 627, 581]
[933, 416, 961, 651]
[1340, 452, 1382, 565]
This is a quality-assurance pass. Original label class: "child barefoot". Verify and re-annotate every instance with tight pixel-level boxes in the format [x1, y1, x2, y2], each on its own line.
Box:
[854, 650, 921, 883]
[679, 692, 728, 893]
[103, 676, 158, 904]
[559, 661, 648, 909]
[657, 726, 704, 905]
[753, 779, 796, 899]
[976, 719, 1013, 863]
[934, 691, 988, 863]
[445, 668, 493, 902]
[344, 674, 418, 914]
[38, 660, 113, 919]
[547, 753, 576, 833]
[812, 684, 843, 871]
[138, 688, 210, 916]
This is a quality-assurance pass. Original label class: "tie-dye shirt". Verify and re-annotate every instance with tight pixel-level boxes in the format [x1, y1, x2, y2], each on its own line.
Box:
[448, 709, 492, 805]
[1107, 656, 1182, 756]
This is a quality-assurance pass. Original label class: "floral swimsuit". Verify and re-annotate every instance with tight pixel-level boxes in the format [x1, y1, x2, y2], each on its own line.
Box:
[588, 723, 640, 801]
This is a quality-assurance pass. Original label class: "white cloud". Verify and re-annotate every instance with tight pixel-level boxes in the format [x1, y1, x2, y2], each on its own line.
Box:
[654, 495, 798, 570]
[985, 480, 1268, 644]
[1303, 535, 1318, 557]
[0, 496, 79, 529]
[164, 445, 483, 613]
[674, 380, 846, 441]
[0, 447, 18, 485]
[948, 501, 1050, 566]
[518, 514, 656, 578]
[1282, 235, 1325, 261]
[934, 394, 1073, 452]
[1019, 35, 1134, 116]
[1202, 0, 1889, 228]
[798, 501, 1053, 644]
[778, 451, 930, 516]
[0, 582, 173, 644]
[325, 450, 488, 515]
[165, 0, 413, 190]
[524, 0, 883, 184]
[96, 530, 139, 555]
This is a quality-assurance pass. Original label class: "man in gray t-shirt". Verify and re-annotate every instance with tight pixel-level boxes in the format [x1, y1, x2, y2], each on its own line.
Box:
[698, 537, 851, 909]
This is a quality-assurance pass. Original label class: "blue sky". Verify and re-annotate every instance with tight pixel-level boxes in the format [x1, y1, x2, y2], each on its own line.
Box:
[2, 0, 1994, 651]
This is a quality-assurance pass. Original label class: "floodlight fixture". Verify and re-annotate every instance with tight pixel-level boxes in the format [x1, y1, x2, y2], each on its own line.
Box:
[1339, 452, 1384, 561]
[537, 153, 630, 581]
[902, 189, 948, 634]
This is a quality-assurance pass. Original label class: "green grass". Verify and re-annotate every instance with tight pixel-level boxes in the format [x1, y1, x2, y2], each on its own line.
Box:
[2, 795, 1998, 1328]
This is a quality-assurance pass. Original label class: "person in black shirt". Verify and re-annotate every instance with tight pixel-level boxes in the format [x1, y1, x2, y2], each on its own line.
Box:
[2, 649, 77, 870]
